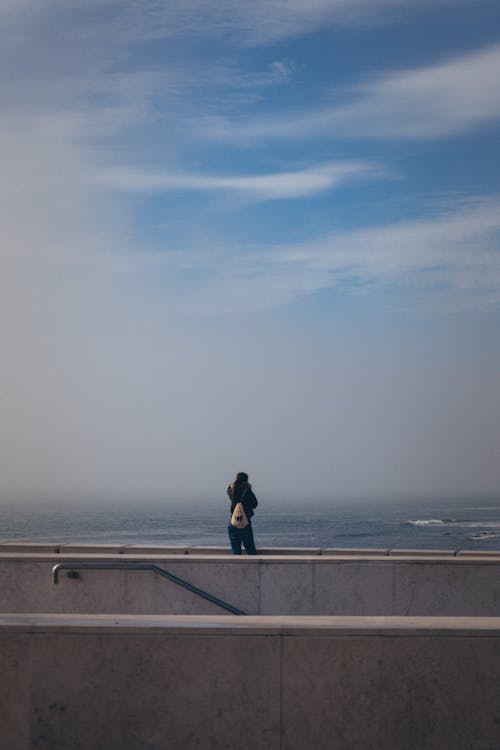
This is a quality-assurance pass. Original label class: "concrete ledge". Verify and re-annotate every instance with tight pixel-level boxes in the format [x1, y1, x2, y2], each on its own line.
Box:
[1, 614, 499, 750]
[1, 613, 500, 635]
[1, 542, 499, 558]
[387, 548, 456, 557]
[0, 543, 65, 554]
[322, 547, 390, 555]
[4, 551, 500, 565]
[4, 550, 500, 561]
[258, 547, 323, 555]
[456, 549, 500, 557]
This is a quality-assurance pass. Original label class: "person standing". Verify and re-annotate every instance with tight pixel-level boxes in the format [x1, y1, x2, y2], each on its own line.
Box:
[227, 471, 258, 555]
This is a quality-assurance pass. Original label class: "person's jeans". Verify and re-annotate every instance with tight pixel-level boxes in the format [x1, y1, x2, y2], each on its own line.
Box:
[228, 522, 257, 555]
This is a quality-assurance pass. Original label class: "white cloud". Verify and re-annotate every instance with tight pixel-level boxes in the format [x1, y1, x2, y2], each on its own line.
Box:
[268, 60, 295, 82]
[199, 43, 500, 141]
[95, 160, 376, 201]
[340, 42, 500, 138]
[315, 197, 500, 294]
[0, 0, 463, 46]
[174, 197, 500, 313]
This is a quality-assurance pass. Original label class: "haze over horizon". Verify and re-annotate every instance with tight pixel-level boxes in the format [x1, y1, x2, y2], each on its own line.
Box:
[1, 1, 500, 507]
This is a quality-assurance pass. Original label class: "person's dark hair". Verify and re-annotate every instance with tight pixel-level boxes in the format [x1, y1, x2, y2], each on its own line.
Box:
[235, 472, 248, 483]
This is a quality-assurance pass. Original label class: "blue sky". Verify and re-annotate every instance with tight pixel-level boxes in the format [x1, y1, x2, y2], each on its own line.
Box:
[1, 0, 500, 504]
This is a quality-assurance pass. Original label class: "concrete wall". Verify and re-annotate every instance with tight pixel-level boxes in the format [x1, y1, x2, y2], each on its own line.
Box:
[1, 551, 500, 616]
[0, 614, 499, 750]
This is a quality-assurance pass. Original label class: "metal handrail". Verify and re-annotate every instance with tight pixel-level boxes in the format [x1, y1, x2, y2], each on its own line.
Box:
[52, 561, 246, 615]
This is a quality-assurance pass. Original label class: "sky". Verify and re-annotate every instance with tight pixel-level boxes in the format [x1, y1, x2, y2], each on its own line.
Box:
[1, 0, 500, 506]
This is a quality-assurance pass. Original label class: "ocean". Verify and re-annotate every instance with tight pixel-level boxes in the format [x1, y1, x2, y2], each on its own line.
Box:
[1, 497, 500, 551]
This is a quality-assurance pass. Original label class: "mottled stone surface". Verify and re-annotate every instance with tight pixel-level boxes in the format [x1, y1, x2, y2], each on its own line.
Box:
[260, 561, 314, 614]
[0, 615, 499, 750]
[312, 560, 395, 615]
[0, 561, 127, 614]
[1, 551, 500, 618]
[56, 568, 128, 614]
[0, 633, 31, 749]
[123, 558, 260, 615]
[281, 631, 500, 749]
[1, 620, 281, 750]
[393, 561, 500, 616]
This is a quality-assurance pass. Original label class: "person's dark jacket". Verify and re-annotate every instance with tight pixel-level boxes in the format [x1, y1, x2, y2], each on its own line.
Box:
[227, 481, 258, 519]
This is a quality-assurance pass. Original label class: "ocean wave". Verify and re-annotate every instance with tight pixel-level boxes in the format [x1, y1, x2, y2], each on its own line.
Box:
[406, 519, 455, 526]
[407, 519, 500, 529]
[467, 531, 500, 541]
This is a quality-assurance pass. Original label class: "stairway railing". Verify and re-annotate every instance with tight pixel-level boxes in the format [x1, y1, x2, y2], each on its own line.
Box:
[52, 561, 246, 615]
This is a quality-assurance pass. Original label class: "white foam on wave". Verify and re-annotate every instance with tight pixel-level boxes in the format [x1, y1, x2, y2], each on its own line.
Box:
[468, 531, 500, 541]
[408, 519, 500, 529]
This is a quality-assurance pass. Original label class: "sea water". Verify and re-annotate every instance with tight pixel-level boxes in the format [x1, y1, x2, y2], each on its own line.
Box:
[1, 497, 500, 551]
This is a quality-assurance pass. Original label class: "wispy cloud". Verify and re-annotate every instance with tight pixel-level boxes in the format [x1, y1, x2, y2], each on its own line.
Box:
[95, 160, 377, 202]
[175, 197, 500, 312]
[198, 42, 500, 141]
[288, 197, 500, 284]
[4, 3, 496, 153]
[0, 0, 463, 47]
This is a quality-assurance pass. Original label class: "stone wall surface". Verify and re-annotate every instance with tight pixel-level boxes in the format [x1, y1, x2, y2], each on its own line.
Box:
[0, 614, 499, 750]
[1, 551, 500, 616]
